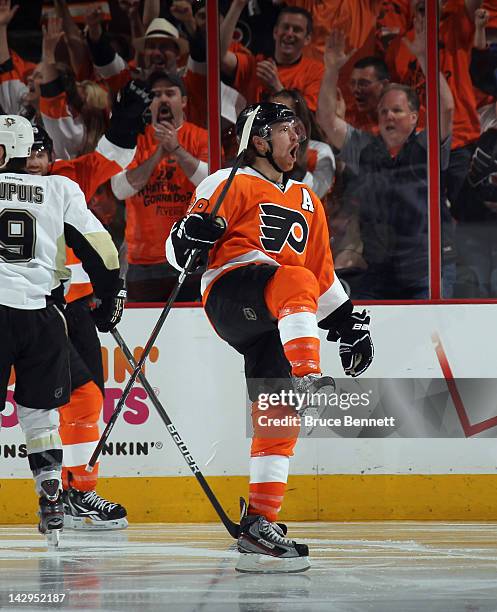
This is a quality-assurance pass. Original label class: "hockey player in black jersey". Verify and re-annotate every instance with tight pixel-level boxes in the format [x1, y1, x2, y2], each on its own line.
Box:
[0, 115, 126, 546]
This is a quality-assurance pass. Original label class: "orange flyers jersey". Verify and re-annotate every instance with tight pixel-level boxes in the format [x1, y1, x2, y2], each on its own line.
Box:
[385, 0, 480, 149]
[126, 122, 208, 265]
[40, 90, 86, 160]
[233, 53, 324, 112]
[52, 143, 130, 202]
[11, 50, 36, 82]
[185, 167, 349, 319]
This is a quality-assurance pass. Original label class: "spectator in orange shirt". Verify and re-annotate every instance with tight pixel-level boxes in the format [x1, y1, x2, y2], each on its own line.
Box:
[346, 56, 391, 134]
[87, 13, 188, 92]
[136, 17, 189, 75]
[279, 0, 380, 62]
[376, 0, 413, 54]
[385, 0, 484, 203]
[278, 0, 381, 116]
[220, 1, 324, 112]
[110, 71, 209, 302]
[312, 31, 390, 136]
[316, 31, 391, 151]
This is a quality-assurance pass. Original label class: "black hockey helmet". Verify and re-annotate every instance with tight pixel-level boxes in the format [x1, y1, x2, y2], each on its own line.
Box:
[236, 102, 305, 173]
[236, 102, 304, 142]
[32, 124, 53, 154]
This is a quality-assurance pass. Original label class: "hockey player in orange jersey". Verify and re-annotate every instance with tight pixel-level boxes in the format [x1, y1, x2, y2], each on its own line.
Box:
[166, 103, 374, 572]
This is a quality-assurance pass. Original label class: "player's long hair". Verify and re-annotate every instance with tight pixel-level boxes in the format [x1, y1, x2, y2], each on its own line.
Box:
[77, 81, 111, 154]
[55, 64, 110, 155]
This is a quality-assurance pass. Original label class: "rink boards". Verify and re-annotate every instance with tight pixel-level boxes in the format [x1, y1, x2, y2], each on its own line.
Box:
[2, 304, 497, 522]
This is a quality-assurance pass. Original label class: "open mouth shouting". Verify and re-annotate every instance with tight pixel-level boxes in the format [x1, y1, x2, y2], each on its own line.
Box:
[354, 94, 367, 109]
[158, 103, 173, 123]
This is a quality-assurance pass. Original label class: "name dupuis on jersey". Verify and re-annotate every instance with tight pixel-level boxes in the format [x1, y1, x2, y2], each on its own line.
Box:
[0, 180, 44, 204]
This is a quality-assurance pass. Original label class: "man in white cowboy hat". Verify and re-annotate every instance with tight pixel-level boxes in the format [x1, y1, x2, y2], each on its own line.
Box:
[137, 17, 189, 74]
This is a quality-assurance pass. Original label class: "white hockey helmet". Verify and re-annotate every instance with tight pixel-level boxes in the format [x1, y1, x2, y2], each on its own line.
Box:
[0, 115, 34, 166]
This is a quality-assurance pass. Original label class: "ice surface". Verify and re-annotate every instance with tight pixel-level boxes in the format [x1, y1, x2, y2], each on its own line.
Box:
[0, 522, 496, 611]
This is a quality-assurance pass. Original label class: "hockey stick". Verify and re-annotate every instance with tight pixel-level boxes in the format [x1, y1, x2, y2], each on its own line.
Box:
[109, 328, 240, 538]
[85, 106, 260, 476]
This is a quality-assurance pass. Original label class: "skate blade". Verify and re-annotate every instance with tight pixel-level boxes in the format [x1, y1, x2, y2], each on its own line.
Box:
[46, 529, 61, 548]
[235, 553, 310, 574]
[64, 515, 128, 530]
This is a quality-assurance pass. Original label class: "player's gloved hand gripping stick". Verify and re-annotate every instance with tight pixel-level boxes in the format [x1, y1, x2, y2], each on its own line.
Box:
[85, 106, 262, 539]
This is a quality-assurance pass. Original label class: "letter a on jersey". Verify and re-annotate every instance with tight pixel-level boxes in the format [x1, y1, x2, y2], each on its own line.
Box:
[259, 203, 309, 254]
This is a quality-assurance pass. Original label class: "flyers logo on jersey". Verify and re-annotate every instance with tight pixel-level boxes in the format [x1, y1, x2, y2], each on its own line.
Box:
[259, 203, 309, 254]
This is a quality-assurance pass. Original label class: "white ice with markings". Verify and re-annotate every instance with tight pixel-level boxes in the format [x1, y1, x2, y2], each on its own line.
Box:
[1, 522, 496, 611]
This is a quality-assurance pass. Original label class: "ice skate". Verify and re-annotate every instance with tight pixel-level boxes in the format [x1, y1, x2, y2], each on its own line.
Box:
[293, 373, 336, 415]
[236, 508, 310, 573]
[38, 479, 64, 548]
[63, 488, 128, 530]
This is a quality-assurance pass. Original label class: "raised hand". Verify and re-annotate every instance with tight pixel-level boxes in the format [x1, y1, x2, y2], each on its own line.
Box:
[475, 8, 489, 30]
[117, 0, 140, 16]
[170, 0, 196, 35]
[324, 30, 355, 71]
[0, 0, 18, 28]
[85, 5, 104, 42]
[403, 11, 426, 60]
[42, 16, 65, 62]
[170, 0, 194, 24]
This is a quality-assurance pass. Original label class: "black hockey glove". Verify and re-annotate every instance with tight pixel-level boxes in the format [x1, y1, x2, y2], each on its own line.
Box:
[92, 280, 127, 333]
[169, 213, 227, 270]
[468, 128, 497, 187]
[335, 310, 374, 377]
[319, 302, 374, 377]
[106, 80, 152, 149]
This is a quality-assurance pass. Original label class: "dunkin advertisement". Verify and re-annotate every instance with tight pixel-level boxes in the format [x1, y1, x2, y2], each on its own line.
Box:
[2, 305, 497, 479]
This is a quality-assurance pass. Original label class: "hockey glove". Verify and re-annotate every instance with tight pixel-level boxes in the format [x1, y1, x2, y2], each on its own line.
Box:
[106, 80, 153, 149]
[169, 213, 227, 270]
[468, 128, 497, 187]
[92, 280, 127, 333]
[323, 308, 374, 377]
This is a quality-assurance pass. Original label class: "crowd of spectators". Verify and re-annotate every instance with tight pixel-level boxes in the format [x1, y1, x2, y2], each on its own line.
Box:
[2, 0, 497, 300]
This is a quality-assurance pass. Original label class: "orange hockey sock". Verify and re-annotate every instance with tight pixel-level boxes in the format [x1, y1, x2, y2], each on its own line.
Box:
[59, 381, 102, 491]
[248, 481, 287, 522]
